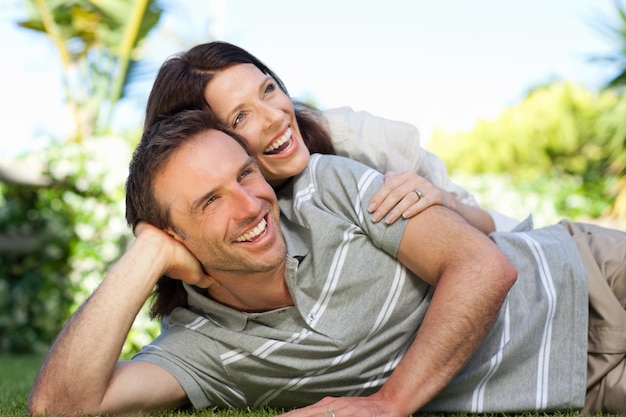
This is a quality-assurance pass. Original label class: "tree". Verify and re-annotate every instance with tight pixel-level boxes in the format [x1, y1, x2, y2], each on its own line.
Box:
[0, 0, 164, 354]
[590, 0, 626, 89]
[589, 0, 626, 217]
[429, 82, 621, 220]
[18, 0, 162, 141]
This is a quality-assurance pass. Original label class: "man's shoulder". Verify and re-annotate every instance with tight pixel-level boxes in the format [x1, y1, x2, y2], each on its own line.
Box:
[302, 154, 381, 196]
[307, 153, 375, 176]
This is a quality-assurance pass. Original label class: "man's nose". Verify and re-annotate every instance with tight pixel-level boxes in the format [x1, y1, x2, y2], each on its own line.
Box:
[232, 187, 262, 219]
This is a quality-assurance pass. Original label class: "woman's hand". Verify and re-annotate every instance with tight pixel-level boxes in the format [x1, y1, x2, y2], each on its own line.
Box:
[368, 171, 455, 224]
[368, 171, 495, 234]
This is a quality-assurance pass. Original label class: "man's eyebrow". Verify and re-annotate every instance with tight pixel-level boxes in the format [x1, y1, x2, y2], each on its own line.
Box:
[188, 155, 257, 214]
[190, 186, 217, 215]
[241, 155, 257, 172]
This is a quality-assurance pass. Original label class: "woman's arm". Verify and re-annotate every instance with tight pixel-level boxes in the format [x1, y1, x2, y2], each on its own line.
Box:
[323, 107, 519, 232]
[368, 170, 496, 234]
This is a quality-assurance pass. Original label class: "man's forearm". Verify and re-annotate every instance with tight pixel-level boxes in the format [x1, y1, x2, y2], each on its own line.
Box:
[279, 210, 518, 417]
[28, 236, 168, 416]
[373, 254, 516, 415]
[448, 197, 496, 234]
[380, 206, 518, 415]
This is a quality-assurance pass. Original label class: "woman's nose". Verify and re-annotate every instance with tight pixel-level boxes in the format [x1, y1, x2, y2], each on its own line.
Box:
[259, 101, 283, 130]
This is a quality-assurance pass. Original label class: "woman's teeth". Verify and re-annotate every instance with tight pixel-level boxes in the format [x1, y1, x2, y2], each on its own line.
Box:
[264, 128, 292, 154]
[236, 218, 267, 242]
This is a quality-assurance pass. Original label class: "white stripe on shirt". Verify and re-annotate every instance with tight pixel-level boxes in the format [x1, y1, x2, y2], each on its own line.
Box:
[253, 168, 408, 406]
[354, 167, 379, 223]
[519, 233, 557, 410]
[308, 224, 359, 328]
[471, 299, 511, 412]
[255, 252, 408, 406]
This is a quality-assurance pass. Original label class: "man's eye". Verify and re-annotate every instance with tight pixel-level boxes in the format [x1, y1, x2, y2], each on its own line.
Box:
[240, 166, 263, 182]
[205, 196, 218, 207]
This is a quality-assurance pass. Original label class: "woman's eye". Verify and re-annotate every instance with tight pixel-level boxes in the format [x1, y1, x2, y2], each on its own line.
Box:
[264, 82, 276, 95]
[233, 113, 244, 127]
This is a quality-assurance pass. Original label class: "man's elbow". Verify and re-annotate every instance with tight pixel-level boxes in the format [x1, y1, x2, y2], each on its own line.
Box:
[28, 389, 94, 417]
[494, 251, 518, 298]
[28, 392, 66, 417]
[28, 390, 56, 416]
[28, 399, 54, 416]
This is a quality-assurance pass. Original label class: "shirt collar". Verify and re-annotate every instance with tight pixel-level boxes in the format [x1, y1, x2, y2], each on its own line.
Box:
[182, 256, 301, 331]
[281, 216, 310, 259]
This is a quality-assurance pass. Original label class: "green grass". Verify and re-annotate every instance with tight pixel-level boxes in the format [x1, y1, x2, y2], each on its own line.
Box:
[0, 355, 42, 417]
[0, 354, 285, 416]
[0, 354, 618, 417]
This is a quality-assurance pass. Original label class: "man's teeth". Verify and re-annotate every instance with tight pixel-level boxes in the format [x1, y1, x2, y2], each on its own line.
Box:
[237, 218, 267, 242]
[264, 128, 292, 153]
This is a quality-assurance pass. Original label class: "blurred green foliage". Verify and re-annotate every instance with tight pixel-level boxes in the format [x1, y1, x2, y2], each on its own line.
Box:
[4, 0, 626, 358]
[430, 82, 625, 220]
[0, 136, 160, 355]
[0, 180, 75, 354]
[0, 0, 163, 355]
[19, 0, 162, 140]
[430, 0, 626, 221]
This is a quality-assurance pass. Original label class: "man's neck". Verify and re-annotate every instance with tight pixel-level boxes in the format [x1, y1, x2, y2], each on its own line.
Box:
[206, 263, 293, 313]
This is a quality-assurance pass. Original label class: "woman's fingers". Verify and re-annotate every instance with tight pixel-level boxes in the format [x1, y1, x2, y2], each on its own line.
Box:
[370, 171, 444, 223]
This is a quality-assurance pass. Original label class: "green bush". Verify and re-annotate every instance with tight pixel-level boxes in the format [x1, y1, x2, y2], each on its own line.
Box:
[0, 135, 159, 356]
[0, 180, 75, 353]
[449, 172, 616, 229]
[430, 82, 622, 220]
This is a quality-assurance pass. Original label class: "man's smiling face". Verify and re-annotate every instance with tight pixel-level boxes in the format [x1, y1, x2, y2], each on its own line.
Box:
[154, 128, 287, 275]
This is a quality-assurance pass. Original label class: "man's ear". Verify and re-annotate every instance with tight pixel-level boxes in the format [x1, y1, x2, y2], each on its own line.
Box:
[165, 227, 185, 243]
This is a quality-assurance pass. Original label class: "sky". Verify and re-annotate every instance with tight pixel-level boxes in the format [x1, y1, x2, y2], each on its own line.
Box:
[0, 0, 621, 159]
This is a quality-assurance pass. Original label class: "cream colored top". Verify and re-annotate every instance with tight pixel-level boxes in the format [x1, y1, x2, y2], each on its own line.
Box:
[323, 106, 520, 231]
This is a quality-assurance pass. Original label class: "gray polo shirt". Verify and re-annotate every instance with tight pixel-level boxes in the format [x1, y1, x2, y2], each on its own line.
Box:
[134, 154, 588, 412]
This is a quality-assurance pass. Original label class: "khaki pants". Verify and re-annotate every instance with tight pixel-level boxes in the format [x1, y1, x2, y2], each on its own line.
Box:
[560, 221, 626, 413]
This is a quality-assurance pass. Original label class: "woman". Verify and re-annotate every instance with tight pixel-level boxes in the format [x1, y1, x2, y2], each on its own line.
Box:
[145, 41, 518, 233]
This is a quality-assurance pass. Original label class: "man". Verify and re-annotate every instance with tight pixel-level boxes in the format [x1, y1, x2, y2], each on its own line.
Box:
[28, 110, 623, 415]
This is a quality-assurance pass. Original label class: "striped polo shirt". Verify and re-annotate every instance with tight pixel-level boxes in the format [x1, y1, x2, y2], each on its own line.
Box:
[134, 153, 588, 412]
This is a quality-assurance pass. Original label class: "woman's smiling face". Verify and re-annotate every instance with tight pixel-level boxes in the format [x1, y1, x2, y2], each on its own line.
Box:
[204, 63, 310, 187]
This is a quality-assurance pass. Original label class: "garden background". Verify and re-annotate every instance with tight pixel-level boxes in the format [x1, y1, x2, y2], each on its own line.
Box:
[1, 0, 626, 416]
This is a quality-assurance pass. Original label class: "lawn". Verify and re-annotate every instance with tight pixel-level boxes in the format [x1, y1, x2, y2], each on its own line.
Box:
[0, 354, 282, 416]
[0, 355, 41, 417]
[0, 354, 616, 417]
